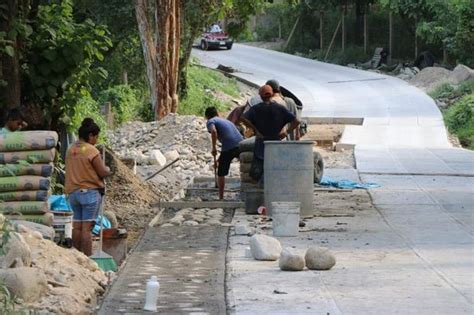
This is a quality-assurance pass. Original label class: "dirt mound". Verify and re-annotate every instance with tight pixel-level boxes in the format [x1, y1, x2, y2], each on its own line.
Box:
[104, 150, 161, 244]
[0, 221, 107, 314]
[409, 67, 454, 91]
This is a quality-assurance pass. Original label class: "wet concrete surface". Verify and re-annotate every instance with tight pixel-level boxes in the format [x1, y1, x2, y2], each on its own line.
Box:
[99, 225, 229, 314]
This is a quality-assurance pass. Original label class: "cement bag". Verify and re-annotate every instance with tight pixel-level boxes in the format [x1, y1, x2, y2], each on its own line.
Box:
[0, 149, 56, 164]
[5, 213, 53, 226]
[0, 191, 49, 202]
[0, 131, 58, 152]
[0, 201, 49, 214]
[0, 164, 53, 177]
[0, 176, 50, 192]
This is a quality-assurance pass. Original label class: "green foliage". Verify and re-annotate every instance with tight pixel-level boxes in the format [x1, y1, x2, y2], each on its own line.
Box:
[179, 65, 238, 116]
[0, 279, 16, 314]
[97, 85, 141, 125]
[22, 0, 112, 128]
[69, 94, 107, 135]
[444, 94, 474, 149]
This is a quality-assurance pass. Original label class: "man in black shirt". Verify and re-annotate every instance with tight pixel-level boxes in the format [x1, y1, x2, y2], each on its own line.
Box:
[242, 85, 300, 180]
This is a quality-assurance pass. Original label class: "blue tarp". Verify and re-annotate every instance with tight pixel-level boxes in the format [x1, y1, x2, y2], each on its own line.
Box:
[49, 195, 73, 212]
[319, 176, 381, 189]
[93, 215, 112, 235]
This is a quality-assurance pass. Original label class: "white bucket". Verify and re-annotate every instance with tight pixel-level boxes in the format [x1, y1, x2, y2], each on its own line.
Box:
[272, 201, 300, 237]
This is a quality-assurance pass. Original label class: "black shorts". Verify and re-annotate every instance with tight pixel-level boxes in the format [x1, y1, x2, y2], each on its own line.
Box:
[218, 147, 240, 176]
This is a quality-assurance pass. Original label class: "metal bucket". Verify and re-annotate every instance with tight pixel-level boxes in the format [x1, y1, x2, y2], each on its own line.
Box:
[245, 188, 264, 214]
[264, 141, 314, 216]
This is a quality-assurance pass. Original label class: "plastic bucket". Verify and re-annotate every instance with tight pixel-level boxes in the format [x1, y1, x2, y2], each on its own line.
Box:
[272, 201, 300, 237]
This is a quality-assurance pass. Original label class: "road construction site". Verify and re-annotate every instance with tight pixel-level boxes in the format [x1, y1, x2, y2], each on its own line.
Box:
[0, 44, 472, 314]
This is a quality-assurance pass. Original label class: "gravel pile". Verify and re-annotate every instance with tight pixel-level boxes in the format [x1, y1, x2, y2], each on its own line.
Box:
[107, 114, 239, 184]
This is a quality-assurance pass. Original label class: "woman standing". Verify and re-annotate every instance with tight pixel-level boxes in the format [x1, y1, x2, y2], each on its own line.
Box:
[65, 118, 110, 256]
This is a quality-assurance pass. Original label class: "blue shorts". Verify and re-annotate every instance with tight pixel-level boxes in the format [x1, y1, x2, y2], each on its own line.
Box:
[69, 189, 102, 222]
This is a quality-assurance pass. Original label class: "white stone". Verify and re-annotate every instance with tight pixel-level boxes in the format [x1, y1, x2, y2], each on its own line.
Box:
[305, 247, 336, 270]
[249, 234, 282, 261]
[148, 149, 167, 166]
[183, 220, 199, 226]
[279, 248, 305, 271]
[161, 223, 174, 227]
[450, 64, 474, 83]
[164, 150, 180, 162]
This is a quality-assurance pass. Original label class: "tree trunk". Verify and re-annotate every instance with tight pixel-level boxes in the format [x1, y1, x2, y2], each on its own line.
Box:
[0, 0, 21, 110]
[319, 11, 324, 50]
[134, 0, 158, 118]
[341, 9, 345, 52]
[156, 0, 181, 119]
[355, 0, 364, 45]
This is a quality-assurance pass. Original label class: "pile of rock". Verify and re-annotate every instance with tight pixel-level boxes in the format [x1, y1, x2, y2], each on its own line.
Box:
[409, 64, 474, 92]
[107, 114, 239, 183]
[0, 215, 107, 314]
[161, 208, 230, 227]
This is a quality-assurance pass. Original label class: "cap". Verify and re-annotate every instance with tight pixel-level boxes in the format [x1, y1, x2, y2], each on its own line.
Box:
[265, 79, 280, 93]
[259, 85, 274, 98]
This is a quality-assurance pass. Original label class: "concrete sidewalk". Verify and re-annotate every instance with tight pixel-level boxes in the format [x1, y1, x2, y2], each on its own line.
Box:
[99, 225, 229, 314]
[226, 169, 473, 314]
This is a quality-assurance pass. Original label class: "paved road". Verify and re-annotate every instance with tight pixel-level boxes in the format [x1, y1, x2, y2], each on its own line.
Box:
[194, 45, 474, 314]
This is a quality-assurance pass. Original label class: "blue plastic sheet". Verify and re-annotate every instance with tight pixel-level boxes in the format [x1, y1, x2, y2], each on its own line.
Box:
[49, 195, 73, 212]
[319, 176, 381, 189]
[92, 215, 112, 235]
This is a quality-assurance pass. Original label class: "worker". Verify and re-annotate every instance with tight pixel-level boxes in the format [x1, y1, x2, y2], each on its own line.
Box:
[265, 79, 301, 140]
[65, 118, 110, 256]
[205, 106, 243, 200]
[210, 22, 222, 33]
[0, 108, 27, 134]
[241, 85, 300, 182]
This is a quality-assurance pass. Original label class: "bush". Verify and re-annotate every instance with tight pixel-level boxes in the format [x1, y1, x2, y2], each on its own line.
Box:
[444, 94, 474, 149]
[98, 85, 141, 124]
[69, 95, 107, 134]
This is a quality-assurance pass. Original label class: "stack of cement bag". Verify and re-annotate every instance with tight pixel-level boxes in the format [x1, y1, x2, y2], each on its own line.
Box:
[0, 131, 58, 225]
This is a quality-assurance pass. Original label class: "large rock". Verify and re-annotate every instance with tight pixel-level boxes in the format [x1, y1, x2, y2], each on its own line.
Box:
[0, 267, 48, 303]
[1, 232, 32, 268]
[305, 247, 336, 270]
[148, 149, 167, 166]
[250, 234, 282, 261]
[279, 248, 305, 271]
[450, 64, 474, 83]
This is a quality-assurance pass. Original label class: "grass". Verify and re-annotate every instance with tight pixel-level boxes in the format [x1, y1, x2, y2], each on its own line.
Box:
[431, 81, 474, 150]
[178, 65, 240, 116]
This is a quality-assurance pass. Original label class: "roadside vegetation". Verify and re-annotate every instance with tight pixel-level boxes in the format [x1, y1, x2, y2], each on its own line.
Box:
[179, 64, 240, 116]
[430, 81, 474, 149]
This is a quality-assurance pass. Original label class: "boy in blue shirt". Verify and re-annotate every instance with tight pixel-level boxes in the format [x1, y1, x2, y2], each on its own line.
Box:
[1, 108, 27, 134]
[205, 106, 243, 199]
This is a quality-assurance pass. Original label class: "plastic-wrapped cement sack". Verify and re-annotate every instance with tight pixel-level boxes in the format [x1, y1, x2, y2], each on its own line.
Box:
[0, 190, 49, 202]
[0, 164, 53, 177]
[0, 131, 58, 152]
[0, 176, 50, 192]
[0, 149, 56, 164]
[0, 201, 49, 214]
[5, 213, 54, 226]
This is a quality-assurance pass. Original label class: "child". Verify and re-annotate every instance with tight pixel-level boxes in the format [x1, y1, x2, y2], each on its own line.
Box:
[1, 108, 27, 134]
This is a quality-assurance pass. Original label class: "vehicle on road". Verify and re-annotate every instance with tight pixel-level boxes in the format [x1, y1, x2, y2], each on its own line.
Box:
[198, 30, 233, 50]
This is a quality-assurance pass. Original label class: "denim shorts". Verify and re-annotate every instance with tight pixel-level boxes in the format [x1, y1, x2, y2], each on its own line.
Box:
[69, 189, 102, 222]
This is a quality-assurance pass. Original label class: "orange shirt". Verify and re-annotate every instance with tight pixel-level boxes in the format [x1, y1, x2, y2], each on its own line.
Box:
[65, 141, 104, 194]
